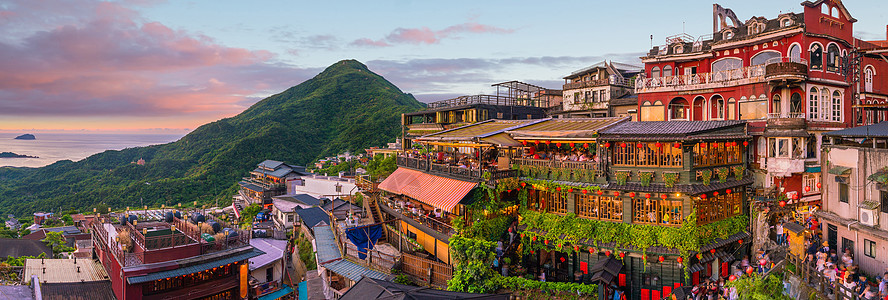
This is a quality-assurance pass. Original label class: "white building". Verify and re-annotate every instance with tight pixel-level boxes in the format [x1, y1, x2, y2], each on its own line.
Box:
[288, 174, 358, 199]
[248, 238, 289, 298]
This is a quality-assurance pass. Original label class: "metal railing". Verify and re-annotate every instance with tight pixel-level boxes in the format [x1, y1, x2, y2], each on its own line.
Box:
[563, 76, 634, 90]
[425, 94, 549, 109]
[636, 65, 766, 92]
[783, 253, 862, 300]
[764, 57, 808, 65]
[511, 158, 602, 180]
[396, 156, 517, 182]
[767, 112, 806, 119]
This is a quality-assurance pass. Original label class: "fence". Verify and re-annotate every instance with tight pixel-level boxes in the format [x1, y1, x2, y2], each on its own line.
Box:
[401, 252, 453, 288]
[783, 253, 863, 300]
[341, 241, 400, 274]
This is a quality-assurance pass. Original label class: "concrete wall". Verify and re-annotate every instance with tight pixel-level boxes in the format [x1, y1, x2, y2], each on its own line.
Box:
[292, 176, 358, 199]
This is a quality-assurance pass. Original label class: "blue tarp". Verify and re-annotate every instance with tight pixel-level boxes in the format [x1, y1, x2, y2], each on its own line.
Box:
[297, 281, 307, 300]
[345, 224, 383, 259]
[258, 285, 293, 300]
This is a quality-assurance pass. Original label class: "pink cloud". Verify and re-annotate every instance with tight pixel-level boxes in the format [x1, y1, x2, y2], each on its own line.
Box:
[0, 0, 315, 124]
[351, 21, 514, 47]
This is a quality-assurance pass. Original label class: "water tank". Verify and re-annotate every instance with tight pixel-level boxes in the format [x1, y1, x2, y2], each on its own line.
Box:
[164, 212, 174, 223]
[207, 220, 221, 233]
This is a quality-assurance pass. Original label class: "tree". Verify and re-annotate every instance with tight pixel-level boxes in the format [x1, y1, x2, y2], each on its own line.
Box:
[0, 226, 18, 238]
[725, 274, 792, 300]
[42, 231, 74, 255]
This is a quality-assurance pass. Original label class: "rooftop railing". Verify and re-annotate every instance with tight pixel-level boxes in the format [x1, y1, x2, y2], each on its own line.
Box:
[396, 156, 517, 182]
[425, 94, 550, 110]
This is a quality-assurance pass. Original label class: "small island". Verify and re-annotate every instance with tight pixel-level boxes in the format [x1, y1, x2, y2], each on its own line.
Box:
[0, 152, 38, 158]
[14, 134, 36, 140]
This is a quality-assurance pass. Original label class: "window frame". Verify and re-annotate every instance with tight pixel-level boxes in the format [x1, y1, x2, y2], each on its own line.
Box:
[838, 181, 849, 203]
[863, 239, 876, 258]
[808, 87, 819, 119]
[831, 90, 842, 122]
[826, 44, 840, 72]
[810, 43, 823, 70]
[880, 191, 888, 214]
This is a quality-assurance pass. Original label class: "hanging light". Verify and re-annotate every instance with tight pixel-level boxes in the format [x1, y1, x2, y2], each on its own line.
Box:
[655, 142, 662, 148]
[637, 143, 644, 149]
[713, 191, 719, 196]
[556, 142, 562, 147]
[658, 256, 665, 262]
[595, 190, 602, 195]
[567, 188, 574, 193]
[779, 200, 786, 207]
[628, 192, 636, 197]
[605, 250, 612, 257]
[589, 247, 596, 254]
[660, 194, 668, 200]
[645, 193, 651, 199]
[805, 186, 811, 192]
[570, 143, 575, 148]
[604, 142, 611, 148]
[700, 194, 707, 199]
[677, 257, 683, 263]
[522, 141, 527, 146]
[614, 191, 621, 197]
[620, 142, 627, 148]
[674, 142, 681, 148]
[726, 189, 732, 194]
[743, 141, 749, 146]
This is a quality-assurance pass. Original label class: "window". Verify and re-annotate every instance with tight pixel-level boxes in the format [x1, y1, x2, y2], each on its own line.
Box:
[803, 173, 821, 194]
[723, 31, 734, 40]
[652, 67, 661, 78]
[663, 65, 673, 77]
[670, 102, 687, 120]
[810, 44, 823, 70]
[881, 191, 888, 214]
[674, 45, 684, 54]
[712, 58, 742, 73]
[821, 88, 831, 120]
[782, 18, 793, 27]
[864, 67, 874, 93]
[827, 44, 840, 72]
[831, 7, 839, 18]
[266, 266, 274, 282]
[600, 90, 606, 102]
[335, 184, 342, 193]
[588, 91, 594, 102]
[633, 197, 683, 225]
[839, 181, 849, 203]
[790, 93, 802, 114]
[693, 141, 741, 167]
[695, 191, 743, 225]
[614, 142, 683, 167]
[772, 94, 782, 115]
[287, 214, 295, 223]
[752, 51, 781, 66]
[573, 92, 580, 104]
[831, 91, 842, 122]
[575, 195, 622, 222]
[713, 97, 725, 119]
[727, 98, 736, 120]
[863, 239, 876, 258]
[789, 45, 801, 62]
[809, 87, 819, 119]
[821, 4, 829, 15]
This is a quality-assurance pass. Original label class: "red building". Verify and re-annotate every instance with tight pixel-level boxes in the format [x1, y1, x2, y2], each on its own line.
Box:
[92, 215, 259, 300]
[635, 0, 888, 206]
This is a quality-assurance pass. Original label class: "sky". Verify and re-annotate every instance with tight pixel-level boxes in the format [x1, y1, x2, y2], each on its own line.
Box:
[0, 0, 885, 133]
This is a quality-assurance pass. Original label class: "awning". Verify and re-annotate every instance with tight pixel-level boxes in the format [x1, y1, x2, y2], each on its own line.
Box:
[127, 248, 264, 284]
[378, 168, 477, 213]
[805, 166, 821, 173]
[480, 133, 522, 147]
[828, 166, 852, 175]
[258, 285, 294, 300]
[378, 168, 424, 195]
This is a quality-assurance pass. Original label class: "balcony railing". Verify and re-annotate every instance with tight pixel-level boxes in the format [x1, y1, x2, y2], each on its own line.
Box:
[636, 65, 765, 93]
[378, 199, 457, 237]
[425, 94, 549, 110]
[396, 156, 517, 182]
[767, 112, 805, 119]
[563, 76, 634, 90]
[764, 57, 808, 82]
[511, 158, 602, 181]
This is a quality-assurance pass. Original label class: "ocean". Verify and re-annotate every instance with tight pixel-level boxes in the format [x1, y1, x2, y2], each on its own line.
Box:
[0, 132, 185, 168]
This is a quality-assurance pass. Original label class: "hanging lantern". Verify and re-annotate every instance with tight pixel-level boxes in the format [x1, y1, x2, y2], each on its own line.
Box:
[614, 191, 621, 197]
[677, 257, 684, 263]
[583, 190, 589, 195]
[507, 189, 512, 193]
[738, 239, 743, 244]
[560, 257, 566, 262]
[710, 249, 716, 254]
[700, 142, 707, 148]
[570, 143, 575, 148]
[604, 142, 611, 148]
[589, 247, 596, 254]
[628, 192, 636, 197]
[743, 141, 749, 146]
[522, 141, 528, 146]
[655, 142, 662, 148]
[674, 142, 681, 148]
[521, 182, 526, 187]
[595, 190, 602, 195]
[516, 188, 521, 192]
[729, 275, 738, 281]
[605, 250, 612, 257]
[574, 245, 580, 252]
[619, 252, 625, 258]
[779, 200, 786, 207]
[620, 142, 627, 148]
[732, 141, 738, 147]
[642, 255, 647, 260]
[556, 187, 561, 192]
[645, 193, 651, 199]
[544, 239, 549, 245]
[746, 266, 754, 274]
[532, 236, 537, 242]
[700, 194, 707, 199]
[817, 182, 821, 188]
[568, 188, 574, 193]
[637, 143, 644, 149]
[660, 194, 668, 200]
[793, 193, 799, 200]
[520, 233, 525, 238]
[696, 253, 702, 260]
[726, 189, 732, 194]
[556, 142, 562, 147]
[713, 191, 719, 196]
[531, 250, 535, 255]
[546, 140, 552, 145]
[805, 186, 811, 192]
[658, 256, 665, 262]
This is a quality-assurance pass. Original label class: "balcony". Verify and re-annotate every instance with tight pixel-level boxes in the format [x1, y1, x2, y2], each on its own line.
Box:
[766, 115, 807, 129]
[511, 158, 602, 182]
[396, 156, 517, 182]
[378, 197, 456, 238]
[635, 65, 765, 93]
[764, 57, 808, 84]
[563, 77, 633, 90]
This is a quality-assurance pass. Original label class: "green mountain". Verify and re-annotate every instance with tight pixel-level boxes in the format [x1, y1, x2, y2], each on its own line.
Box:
[0, 60, 424, 215]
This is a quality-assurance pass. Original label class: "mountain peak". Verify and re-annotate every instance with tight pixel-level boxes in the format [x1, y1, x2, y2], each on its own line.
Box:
[324, 59, 370, 73]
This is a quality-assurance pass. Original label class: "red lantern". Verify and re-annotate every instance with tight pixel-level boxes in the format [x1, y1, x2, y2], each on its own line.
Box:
[655, 142, 662, 148]
[732, 141, 738, 147]
[531, 250, 535, 255]
[595, 190, 602, 195]
[700, 143, 707, 148]
[583, 189, 590, 195]
[619, 252, 625, 258]
[556, 142, 562, 147]
[710, 249, 716, 254]
[507, 190, 512, 193]
[521, 182, 526, 187]
[700, 194, 707, 199]
[805, 186, 811, 192]
[560, 257, 565, 262]
[660, 194, 668, 200]
[628, 192, 636, 198]
[568, 188, 574, 193]
[746, 266, 754, 274]
[620, 142, 627, 148]
[817, 183, 821, 188]
[614, 191, 621, 197]
[696, 254, 702, 260]
[793, 193, 799, 200]
[713, 191, 719, 196]
[605, 250, 612, 257]
[556, 187, 561, 192]
[522, 141, 527, 146]
[674, 142, 681, 148]
[743, 141, 749, 146]
[532, 236, 537, 242]
[544, 239, 549, 245]
[658, 256, 665, 262]
[738, 239, 743, 244]
[604, 142, 611, 148]
[570, 143, 575, 148]
[729, 275, 738, 281]
[516, 188, 520, 192]
[508, 228, 513, 233]
[642, 255, 647, 260]
[779, 200, 786, 207]
[645, 193, 651, 199]
[589, 247, 595, 254]
[584, 143, 590, 148]
[574, 245, 580, 252]
[520, 233, 525, 238]
[545, 140, 552, 145]
[677, 257, 683, 263]
[637, 143, 644, 149]
[726, 189, 732, 194]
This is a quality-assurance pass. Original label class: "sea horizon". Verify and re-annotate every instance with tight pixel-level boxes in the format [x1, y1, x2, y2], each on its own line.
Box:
[0, 132, 185, 168]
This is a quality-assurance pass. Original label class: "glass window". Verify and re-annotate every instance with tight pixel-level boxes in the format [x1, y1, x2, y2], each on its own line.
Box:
[790, 93, 802, 114]
[803, 173, 821, 194]
[589, 91, 595, 102]
[752, 51, 781, 66]
[827, 44, 840, 72]
[809, 87, 819, 119]
[864, 239, 876, 258]
[810, 44, 823, 70]
[881, 191, 888, 214]
[664, 65, 673, 77]
[832, 91, 842, 122]
[772, 94, 782, 115]
[821, 88, 830, 120]
[652, 67, 661, 78]
[839, 182, 849, 203]
[865, 67, 874, 93]
[778, 138, 789, 157]
[789, 45, 801, 62]
[600, 90, 606, 102]
[712, 58, 742, 73]
[670, 102, 687, 120]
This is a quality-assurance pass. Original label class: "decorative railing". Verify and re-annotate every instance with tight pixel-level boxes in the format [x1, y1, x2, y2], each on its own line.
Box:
[764, 57, 808, 81]
[425, 94, 549, 110]
[378, 199, 457, 237]
[512, 158, 602, 181]
[563, 76, 634, 90]
[767, 112, 806, 119]
[635, 65, 765, 92]
[396, 156, 517, 182]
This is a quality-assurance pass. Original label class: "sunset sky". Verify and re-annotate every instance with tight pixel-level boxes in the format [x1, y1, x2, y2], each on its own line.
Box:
[1, 0, 885, 133]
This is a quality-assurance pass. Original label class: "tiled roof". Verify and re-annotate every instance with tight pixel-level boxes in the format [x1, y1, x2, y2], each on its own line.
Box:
[126, 248, 264, 284]
[341, 277, 506, 300]
[239, 181, 268, 192]
[41, 281, 116, 300]
[0, 238, 52, 257]
[24, 259, 109, 283]
[823, 121, 888, 137]
[249, 238, 288, 270]
[600, 121, 746, 137]
[295, 207, 330, 230]
[322, 259, 390, 282]
[506, 117, 629, 140]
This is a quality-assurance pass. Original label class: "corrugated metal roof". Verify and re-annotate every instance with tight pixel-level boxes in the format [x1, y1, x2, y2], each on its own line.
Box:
[295, 207, 330, 230]
[126, 249, 264, 284]
[313, 225, 341, 264]
[24, 259, 109, 283]
[507, 117, 629, 140]
[322, 259, 389, 282]
[239, 181, 268, 192]
[600, 120, 746, 136]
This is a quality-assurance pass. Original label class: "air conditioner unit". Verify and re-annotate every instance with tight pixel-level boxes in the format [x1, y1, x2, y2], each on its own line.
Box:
[860, 208, 879, 227]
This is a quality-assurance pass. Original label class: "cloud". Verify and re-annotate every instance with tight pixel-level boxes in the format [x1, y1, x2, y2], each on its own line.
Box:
[0, 0, 317, 120]
[351, 21, 514, 47]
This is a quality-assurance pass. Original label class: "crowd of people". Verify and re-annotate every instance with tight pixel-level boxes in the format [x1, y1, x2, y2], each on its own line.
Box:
[401, 148, 500, 170]
[520, 146, 598, 162]
[802, 234, 888, 299]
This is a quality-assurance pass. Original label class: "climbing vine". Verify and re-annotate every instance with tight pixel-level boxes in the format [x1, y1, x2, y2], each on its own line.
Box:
[639, 171, 654, 187]
[615, 171, 630, 185]
[732, 165, 745, 181]
[663, 172, 679, 188]
[716, 167, 729, 183]
[701, 169, 712, 186]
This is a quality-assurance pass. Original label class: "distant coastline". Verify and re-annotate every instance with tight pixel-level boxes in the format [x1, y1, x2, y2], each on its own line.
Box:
[14, 134, 36, 140]
[0, 152, 38, 158]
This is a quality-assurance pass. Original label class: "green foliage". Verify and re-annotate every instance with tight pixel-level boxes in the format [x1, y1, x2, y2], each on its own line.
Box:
[366, 154, 397, 179]
[663, 172, 679, 188]
[725, 274, 792, 300]
[701, 169, 712, 186]
[295, 233, 317, 271]
[639, 171, 654, 187]
[354, 193, 364, 208]
[240, 204, 262, 226]
[4, 253, 46, 266]
[716, 168, 730, 183]
[0, 225, 20, 238]
[0, 60, 424, 216]
[494, 275, 597, 296]
[615, 171, 630, 185]
[42, 231, 74, 254]
[447, 234, 499, 293]
[733, 165, 745, 181]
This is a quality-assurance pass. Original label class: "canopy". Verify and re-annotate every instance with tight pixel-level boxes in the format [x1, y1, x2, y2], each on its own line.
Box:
[827, 166, 852, 175]
[378, 168, 477, 213]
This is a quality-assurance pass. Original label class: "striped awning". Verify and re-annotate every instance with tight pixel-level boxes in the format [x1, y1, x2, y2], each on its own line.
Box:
[378, 168, 477, 213]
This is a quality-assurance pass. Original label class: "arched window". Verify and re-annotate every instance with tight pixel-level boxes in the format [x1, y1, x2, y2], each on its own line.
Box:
[752, 51, 781, 66]
[652, 67, 661, 78]
[820, 88, 830, 120]
[790, 93, 802, 114]
[808, 87, 819, 119]
[827, 44, 840, 72]
[865, 67, 874, 92]
[789, 44, 801, 62]
[772, 94, 782, 115]
[669, 98, 688, 120]
[723, 31, 734, 40]
[663, 65, 673, 77]
[832, 91, 842, 122]
[674, 45, 683, 54]
[810, 44, 823, 70]
[831, 7, 839, 18]
[712, 96, 725, 119]
[821, 4, 829, 15]
[727, 98, 736, 120]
